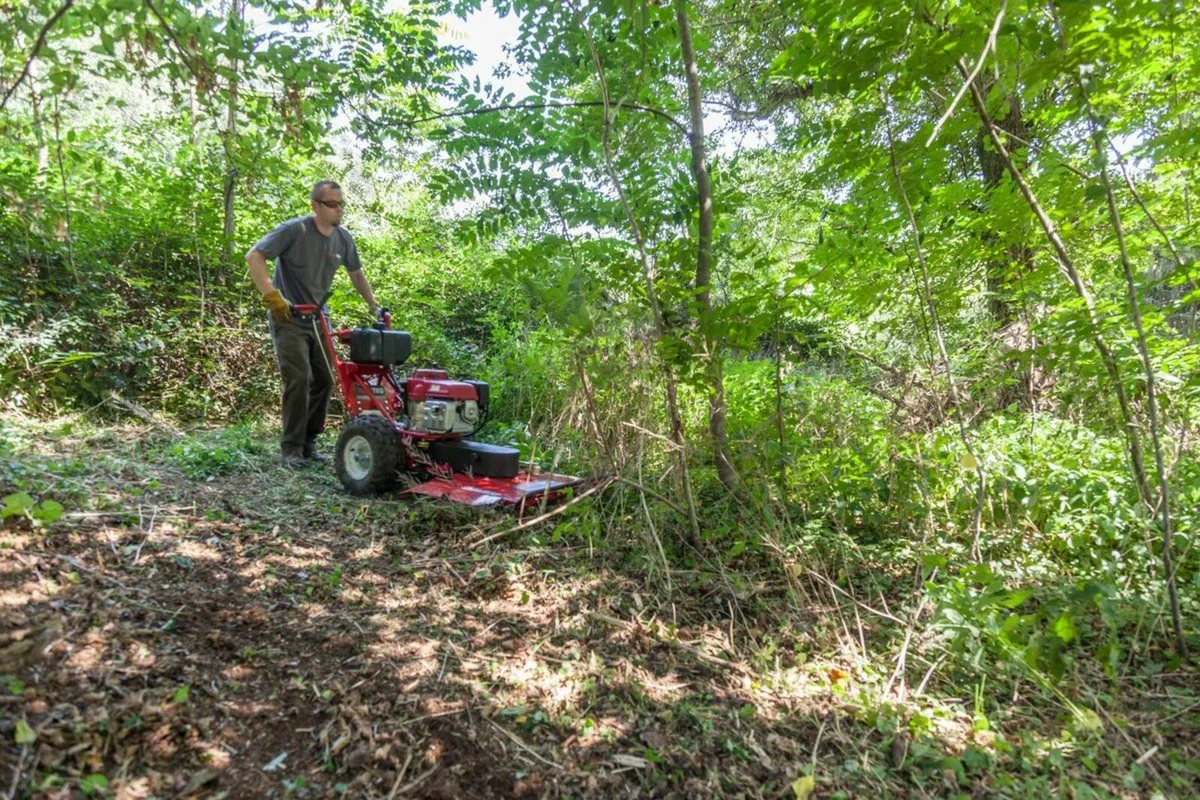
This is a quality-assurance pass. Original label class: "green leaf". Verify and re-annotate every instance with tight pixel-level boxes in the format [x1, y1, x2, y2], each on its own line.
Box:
[79, 774, 109, 796]
[2, 492, 35, 519]
[173, 685, 191, 704]
[1071, 706, 1103, 732]
[14, 720, 36, 744]
[1052, 614, 1077, 643]
[997, 588, 1035, 609]
[32, 500, 63, 524]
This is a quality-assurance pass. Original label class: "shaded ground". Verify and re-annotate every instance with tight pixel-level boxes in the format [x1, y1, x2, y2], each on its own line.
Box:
[1, 414, 1197, 798]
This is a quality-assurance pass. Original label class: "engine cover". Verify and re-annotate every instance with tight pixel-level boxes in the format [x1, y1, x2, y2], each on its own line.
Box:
[404, 370, 484, 434]
[406, 372, 478, 402]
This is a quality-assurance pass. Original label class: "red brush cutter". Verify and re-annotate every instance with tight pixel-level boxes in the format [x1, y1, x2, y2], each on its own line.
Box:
[293, 303, 582, 508]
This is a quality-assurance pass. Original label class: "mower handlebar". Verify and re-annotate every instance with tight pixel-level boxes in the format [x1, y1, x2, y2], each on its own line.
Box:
[290, 303, 392, 332]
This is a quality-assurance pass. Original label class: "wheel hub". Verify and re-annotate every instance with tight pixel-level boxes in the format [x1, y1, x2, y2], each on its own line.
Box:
[344, 435, 373, 481]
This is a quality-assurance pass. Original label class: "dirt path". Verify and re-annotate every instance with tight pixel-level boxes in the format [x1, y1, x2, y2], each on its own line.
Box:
[0, 425, 851, 799]
[5, 419, 1193, 798]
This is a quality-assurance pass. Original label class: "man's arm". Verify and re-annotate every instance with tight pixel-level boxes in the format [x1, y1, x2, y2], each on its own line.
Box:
[349, 268, 379, 312]
[246, 246, 292, 323]
[246, 247, 276, 296]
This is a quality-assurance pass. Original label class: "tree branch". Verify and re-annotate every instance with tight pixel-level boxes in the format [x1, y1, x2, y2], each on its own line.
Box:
[1001, 129, 1092, 180]
[926, 0, 1008, 147]
[398, 100, 688, 137]
[144, 0, 207, 85]
[0, 0, 74, 113]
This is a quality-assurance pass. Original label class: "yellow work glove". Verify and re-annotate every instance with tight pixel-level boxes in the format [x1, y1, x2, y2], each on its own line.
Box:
[262, 289, 292, 324]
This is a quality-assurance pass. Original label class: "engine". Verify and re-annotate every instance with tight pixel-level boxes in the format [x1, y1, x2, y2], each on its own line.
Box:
[409, 397, 479, 434]
[404, 369, 488, 435]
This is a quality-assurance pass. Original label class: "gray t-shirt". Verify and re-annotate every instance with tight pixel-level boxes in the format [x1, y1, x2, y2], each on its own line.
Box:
[254, 215, 362, 307]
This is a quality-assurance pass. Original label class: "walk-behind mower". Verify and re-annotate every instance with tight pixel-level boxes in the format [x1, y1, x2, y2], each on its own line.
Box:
[293, 303, 582, 508]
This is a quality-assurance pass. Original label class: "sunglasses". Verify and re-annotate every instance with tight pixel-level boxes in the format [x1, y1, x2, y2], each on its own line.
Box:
[316, 199, 346, 209]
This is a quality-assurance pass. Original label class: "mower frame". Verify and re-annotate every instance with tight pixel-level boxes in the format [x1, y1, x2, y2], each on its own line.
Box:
[292, 304, 582, 507]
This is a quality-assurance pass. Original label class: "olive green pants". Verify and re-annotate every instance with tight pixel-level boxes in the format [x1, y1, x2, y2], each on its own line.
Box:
[269, 314, 334, 458]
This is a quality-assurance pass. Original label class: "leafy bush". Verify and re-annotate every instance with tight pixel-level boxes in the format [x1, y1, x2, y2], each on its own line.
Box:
[166, 423, 264, 479]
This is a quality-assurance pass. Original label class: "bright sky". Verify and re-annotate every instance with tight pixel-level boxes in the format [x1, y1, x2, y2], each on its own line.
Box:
[441, 3, 531, 99]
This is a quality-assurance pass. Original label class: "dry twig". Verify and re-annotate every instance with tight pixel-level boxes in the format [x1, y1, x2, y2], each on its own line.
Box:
[486, 717, 563, 770]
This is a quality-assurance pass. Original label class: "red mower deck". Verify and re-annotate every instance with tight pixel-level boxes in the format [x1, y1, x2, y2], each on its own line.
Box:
[405, 471, 584, 507]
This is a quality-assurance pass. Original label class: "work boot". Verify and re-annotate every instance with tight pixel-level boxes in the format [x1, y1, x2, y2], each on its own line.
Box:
[281, 452, 309, 470]
[304, 444, 329, 465]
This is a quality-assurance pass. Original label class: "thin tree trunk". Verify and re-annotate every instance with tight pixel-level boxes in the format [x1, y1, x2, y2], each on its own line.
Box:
[552, 201, 616, 470]
[975, 87, 1038, 410]
[960, 64, 1155, 516]
[221, 0, 242, 277]
[189, 84, 205, 326]
[675, 0, 739, 491]
[1090, 124, 1188, 658]
[21, 225, 42, 323]
[568, 0, 701, 546]
[50, 94, 78, 289]
[189, 83, 201, 149]
[1049, 2, 1188, 657]
[773, 308, 787, 498]
[977, 91, 1030, 329]
[575, 353, 614, 470]
[28, 63, 49, 175]
[24, 64, 47, 318]
[193, 208, 206, 327]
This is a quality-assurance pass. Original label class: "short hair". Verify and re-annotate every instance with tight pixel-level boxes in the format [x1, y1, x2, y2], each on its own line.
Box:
[311, 180, 341, 202]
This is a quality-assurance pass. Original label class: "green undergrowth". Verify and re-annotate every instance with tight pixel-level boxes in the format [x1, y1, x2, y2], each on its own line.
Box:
[163, 420, 269, 480]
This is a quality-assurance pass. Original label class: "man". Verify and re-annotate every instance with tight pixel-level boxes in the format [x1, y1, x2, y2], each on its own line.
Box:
[246, 180, 379, 468]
